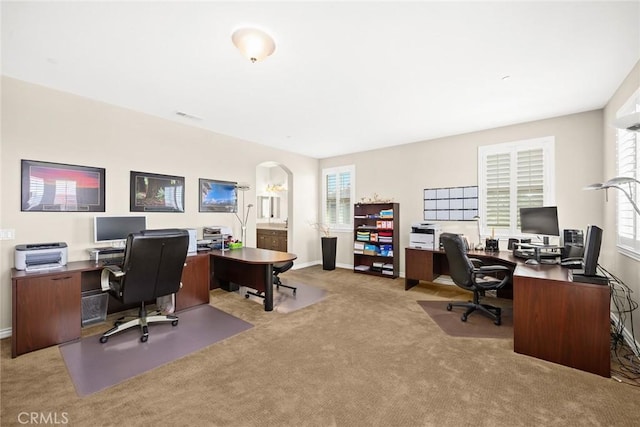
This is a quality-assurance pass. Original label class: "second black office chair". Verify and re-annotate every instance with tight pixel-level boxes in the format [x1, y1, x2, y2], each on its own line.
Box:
[273, 261, 296, 294]
[245, 261, 296, 300]
[440, 233, 512, 325]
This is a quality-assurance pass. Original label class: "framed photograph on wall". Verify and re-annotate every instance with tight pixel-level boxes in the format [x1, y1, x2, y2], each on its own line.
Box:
[21, 159, 106, 212]
[199, 178, 238, 212]
[130, 171, 185, 212]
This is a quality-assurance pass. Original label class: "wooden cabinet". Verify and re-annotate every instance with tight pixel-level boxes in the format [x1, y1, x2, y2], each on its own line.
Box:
[12, 271, 82, 358]
[176, 254, 210, 311]
[353, 203, 399, 278]
[256, 228, 287, 252]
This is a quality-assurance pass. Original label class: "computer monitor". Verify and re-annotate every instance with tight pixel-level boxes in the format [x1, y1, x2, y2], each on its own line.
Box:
[519, 206, 560, 245]
[94, 216, 146, 247]
[582, 225, 602, 276]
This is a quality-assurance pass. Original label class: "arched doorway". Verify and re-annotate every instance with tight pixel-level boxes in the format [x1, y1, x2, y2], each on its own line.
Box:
[255, 162, 293, 251]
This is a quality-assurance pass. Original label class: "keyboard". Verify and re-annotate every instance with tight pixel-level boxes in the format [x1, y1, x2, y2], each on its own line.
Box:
[101, 257, 123, 266]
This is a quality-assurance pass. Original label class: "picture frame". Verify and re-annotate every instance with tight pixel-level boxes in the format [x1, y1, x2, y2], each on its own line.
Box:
[130, 171, 185, 212]
[199, 178, 238, 213]
[21, 159, 106, 212]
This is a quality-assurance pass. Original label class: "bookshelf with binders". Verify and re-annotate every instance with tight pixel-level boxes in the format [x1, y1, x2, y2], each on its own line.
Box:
[353, 202, 399, 278]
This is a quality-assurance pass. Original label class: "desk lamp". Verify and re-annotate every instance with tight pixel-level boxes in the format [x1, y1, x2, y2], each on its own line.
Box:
[583, 176, 640, 216]
[473, 215, 484, 250]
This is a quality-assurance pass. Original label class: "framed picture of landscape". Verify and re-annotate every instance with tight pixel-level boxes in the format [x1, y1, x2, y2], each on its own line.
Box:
[130, 171, 185, 212]
[21, 159, 105, 212]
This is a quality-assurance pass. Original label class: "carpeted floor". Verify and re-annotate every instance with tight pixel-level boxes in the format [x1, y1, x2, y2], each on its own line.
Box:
[60, 305, 253, 396]
[2, 266, 640, 426]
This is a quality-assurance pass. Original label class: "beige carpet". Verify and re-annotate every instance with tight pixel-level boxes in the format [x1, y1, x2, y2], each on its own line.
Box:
[2, 266, 640, 426]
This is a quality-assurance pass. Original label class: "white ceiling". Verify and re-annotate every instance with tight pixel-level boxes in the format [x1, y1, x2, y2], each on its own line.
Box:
[2, 1, 639, 159]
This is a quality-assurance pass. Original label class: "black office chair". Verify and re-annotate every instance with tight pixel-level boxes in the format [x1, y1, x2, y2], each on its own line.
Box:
[440, 233, 512, 325]
[273, 261, 296, 294]
[99, 229, 189, 343]
[245, 261, 296, 299]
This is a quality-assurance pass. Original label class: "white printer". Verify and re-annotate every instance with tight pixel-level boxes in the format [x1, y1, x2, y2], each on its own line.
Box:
[15, 242, 68, 271]
[409, 222, 442, 250]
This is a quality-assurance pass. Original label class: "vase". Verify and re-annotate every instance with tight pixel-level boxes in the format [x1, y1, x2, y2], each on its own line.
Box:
[321, 236, 337, 270]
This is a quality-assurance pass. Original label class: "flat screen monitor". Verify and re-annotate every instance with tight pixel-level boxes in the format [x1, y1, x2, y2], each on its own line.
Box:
[94, 216, 146, 247]
[582, 225, 602, 276]
[520, 206, 560, 245]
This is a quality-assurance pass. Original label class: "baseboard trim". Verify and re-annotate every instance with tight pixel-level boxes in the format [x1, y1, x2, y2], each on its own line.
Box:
[0, 327, 12, 340]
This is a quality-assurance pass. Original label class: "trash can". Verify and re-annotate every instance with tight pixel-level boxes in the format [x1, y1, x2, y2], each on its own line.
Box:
[81, 290, 108, 327]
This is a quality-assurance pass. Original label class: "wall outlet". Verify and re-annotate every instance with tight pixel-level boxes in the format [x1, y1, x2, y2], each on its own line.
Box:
[0, 229, 16, 240]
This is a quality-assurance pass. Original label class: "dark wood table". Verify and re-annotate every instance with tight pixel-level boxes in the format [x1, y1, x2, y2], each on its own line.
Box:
[209, 247, 297, 311]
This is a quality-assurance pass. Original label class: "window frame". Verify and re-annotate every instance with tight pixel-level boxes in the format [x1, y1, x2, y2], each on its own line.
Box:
[615, 126, 640, 260]
[321, 165, 356, 232]
[478, 136, 556, 239]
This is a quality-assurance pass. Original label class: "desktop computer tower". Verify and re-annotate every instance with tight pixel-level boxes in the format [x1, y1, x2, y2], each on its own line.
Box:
[562, 229, 584, 259]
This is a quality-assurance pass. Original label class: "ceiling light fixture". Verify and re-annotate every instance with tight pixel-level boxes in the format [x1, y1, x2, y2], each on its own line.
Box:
[231, 27, 276, 63]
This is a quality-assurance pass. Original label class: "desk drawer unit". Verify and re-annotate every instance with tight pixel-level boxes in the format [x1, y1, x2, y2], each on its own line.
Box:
[12, 271, 82, 357]
[176, 254, 210, 311]
[513, 274, 610, 377]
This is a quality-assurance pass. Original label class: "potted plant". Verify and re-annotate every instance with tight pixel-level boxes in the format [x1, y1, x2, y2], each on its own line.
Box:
[312, 223, 337, 270]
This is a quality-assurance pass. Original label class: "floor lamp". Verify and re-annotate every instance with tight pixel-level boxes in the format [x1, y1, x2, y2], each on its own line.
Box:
[583, 176, 640, 217]
[235, 183, 252, 245]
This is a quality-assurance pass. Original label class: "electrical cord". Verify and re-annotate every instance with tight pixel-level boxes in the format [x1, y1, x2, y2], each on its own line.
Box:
[596, 263, 640, 386]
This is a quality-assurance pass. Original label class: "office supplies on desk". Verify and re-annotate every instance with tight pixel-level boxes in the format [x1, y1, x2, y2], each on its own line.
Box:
[15, 242, 68, 271]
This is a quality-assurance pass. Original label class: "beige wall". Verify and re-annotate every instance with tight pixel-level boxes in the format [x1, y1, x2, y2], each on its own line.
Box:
[321, 110, 605, 272]
[0, 77, 320, 332]
[602, 61, 640, 342]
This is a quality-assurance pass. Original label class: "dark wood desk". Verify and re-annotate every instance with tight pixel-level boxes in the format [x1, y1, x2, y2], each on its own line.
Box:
[210, 247, 297, 312]
[404, 247, 611, 377]
[11, 254, 211, 358]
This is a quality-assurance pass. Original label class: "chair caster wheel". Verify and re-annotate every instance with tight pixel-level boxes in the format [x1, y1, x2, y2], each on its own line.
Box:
[446, 304, 452, 311]
[99, 336, 108, 344]
[494, 319, 501, 326]
[293, 290, 297, 295]
[140, 335, 148, 343]
[461, 314, 468, 322]
[171, 320, 178, 326]
[245, 294, 250, 299]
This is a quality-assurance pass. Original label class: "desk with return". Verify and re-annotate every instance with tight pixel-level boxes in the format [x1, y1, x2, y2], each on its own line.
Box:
[11, 247, 296, 357]
[405, 247, 611, 377]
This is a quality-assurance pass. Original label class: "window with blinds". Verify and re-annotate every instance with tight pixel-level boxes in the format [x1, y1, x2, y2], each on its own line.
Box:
[322, 165, 355, 231]
[616, 128, 639, 257]
[478, 137, 555, 237]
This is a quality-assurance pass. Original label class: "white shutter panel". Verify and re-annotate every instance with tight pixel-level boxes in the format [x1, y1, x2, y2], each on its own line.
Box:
[325, 173, 337, 224]
[485, 152, 511, 229]
[516, 148, 545, 227]
[616, 129, 639, 253]
[337, 171, 351, 226]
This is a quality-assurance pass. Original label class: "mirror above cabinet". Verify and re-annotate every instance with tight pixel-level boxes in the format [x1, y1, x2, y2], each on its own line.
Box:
[257, 196, 281, 220]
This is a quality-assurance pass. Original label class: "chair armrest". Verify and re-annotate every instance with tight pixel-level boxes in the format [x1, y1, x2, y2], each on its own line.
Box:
[468, 258, 484, 267]
[472, 265, 512, 290]
[100, 266, 125, 291]
[476, 265, 511, 274]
